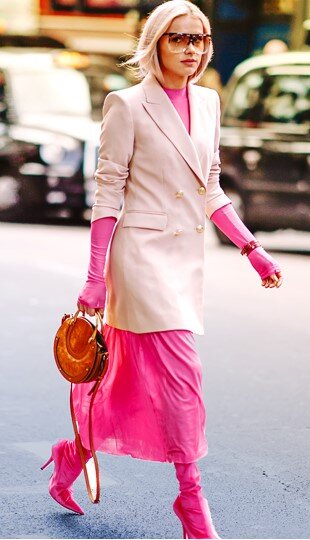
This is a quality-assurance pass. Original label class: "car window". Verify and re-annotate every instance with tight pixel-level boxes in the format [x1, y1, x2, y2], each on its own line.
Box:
[0, 35, 65, 48]
[224, 68, 310, 126]
[9, 68, 91, 117]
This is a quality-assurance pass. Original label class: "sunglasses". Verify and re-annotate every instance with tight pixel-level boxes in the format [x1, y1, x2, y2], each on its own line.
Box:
[162, 32, 212, 54]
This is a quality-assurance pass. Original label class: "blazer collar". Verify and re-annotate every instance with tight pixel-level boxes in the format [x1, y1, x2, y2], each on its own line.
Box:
[141, 73, 206, 187]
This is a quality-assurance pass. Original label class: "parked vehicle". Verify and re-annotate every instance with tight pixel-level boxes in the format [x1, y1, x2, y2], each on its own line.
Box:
[54, 50, 134, 120]
[0, 49, 131, 221]
[0, 34, 66, 49]
[0, 124, 37, 221]
[0, 37, 133, 118]
[217, 51, 310, 244]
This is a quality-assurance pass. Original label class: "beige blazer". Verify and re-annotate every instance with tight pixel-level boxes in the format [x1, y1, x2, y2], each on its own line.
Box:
[92, 72, 231, 334]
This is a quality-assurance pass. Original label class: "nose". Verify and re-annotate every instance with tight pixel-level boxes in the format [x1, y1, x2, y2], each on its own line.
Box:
[184, 41, 196, 53]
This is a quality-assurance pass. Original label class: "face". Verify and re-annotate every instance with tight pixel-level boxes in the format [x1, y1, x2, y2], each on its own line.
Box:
[158, 14, 206, 87]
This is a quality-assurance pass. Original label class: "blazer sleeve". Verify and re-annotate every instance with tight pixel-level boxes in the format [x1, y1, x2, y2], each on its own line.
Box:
[91, 92, 134, 222]
[205, 91, 232, 219]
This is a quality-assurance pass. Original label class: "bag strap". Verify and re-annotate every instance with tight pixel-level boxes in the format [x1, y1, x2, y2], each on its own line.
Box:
[70, 377, 103, 504]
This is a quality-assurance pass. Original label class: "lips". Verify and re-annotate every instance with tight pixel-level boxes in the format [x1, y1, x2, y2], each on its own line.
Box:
[181, 60, 197, 64]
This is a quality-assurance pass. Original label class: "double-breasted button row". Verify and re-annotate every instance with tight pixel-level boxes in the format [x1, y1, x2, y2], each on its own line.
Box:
[173, 225, 205, 236]
[175, 187, 206, 198]
[172, 187, 205, 236]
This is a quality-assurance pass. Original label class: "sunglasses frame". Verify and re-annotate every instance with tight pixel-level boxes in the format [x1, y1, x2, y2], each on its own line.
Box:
[162, 32, 212, 54]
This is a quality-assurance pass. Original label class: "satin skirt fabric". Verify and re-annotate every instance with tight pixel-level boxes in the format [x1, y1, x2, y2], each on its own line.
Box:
[72, 325, 208, 463]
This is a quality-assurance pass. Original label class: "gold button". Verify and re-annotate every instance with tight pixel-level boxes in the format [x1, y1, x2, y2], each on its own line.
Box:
[198, 186, 206, 195]
[175, 190, 184, 198]
[196, 225, 204, 233]
[173, 228, 183, 236]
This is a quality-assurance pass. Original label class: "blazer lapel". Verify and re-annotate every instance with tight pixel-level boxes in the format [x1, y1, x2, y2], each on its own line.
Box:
[142, 74, 206, 187]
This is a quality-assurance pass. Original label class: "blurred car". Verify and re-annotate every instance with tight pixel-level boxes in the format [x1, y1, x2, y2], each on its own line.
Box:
[0, 34, 66, 49]
[0, 49, 132, 221]
[0, 123, 37, 221]
[0, 39, 133, 118]
[217, 51, 310, 244]
[54, 50, 134, 120]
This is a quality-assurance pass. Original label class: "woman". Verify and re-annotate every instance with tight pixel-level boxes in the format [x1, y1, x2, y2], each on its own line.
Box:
[42, 1, 283, 537]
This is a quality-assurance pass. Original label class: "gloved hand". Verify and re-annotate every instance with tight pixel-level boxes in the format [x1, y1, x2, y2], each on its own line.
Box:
[77, 216, 116, 316]
[210, 202, 283, 288]
[247, 246, 281, 281]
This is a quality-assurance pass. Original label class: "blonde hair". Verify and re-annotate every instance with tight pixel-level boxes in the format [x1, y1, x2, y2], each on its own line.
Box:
[123, 0, 213, 84]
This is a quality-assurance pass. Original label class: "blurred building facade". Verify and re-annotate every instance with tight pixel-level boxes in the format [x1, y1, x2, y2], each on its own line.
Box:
[0, 0, 38, 33]
[0, 0, 309, 82]
[210, 0, 309, 83]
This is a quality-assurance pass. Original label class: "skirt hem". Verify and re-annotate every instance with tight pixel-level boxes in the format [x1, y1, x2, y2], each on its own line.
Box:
[96, 445, 208, 464]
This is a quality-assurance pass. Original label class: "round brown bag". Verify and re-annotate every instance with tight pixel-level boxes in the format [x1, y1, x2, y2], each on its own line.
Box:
[54, 310, 109, 384]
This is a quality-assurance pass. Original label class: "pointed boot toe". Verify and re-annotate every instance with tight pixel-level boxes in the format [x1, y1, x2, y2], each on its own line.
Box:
[41, 439, 89, 515]
[49, 485, 84, 515]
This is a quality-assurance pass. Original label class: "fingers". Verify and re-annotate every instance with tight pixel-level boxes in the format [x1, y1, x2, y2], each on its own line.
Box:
[77, 302, 84, 313]
[261, 275, 275, 288]
[275, 271, 283, 288]
[77, 302, 104, 317]
[261, 272, 283, 289]
[268, 274, 277, 288]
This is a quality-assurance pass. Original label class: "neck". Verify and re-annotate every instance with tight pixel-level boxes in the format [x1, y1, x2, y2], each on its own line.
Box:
[161, 71, 188, 89]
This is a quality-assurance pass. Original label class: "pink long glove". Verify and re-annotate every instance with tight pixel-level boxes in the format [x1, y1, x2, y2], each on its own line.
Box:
[78, 216, 116, 309]
[210, 203, 281, 280]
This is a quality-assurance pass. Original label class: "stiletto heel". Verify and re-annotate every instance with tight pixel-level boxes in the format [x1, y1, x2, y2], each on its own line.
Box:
[40, 455, 53, 470]
[41, 439, 88, 515]
[174, 462, 221, 539]
[173, 495, 221, 539]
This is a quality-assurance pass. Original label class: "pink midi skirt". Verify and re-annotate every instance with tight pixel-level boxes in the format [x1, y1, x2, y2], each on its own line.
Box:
[72, 325, 208, 463]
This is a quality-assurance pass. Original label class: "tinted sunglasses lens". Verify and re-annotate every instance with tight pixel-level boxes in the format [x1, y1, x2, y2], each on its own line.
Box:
[191, 35, 206, 51]
[168, 34, 187, 52]
[168, 34, 210, 53]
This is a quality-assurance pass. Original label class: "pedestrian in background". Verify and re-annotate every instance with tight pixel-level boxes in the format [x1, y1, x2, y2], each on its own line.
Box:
[42, 1, 283, 537]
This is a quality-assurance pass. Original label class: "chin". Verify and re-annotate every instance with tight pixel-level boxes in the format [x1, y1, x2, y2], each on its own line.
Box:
[181, 69, 196, 78]
[180, 65, 197, 72]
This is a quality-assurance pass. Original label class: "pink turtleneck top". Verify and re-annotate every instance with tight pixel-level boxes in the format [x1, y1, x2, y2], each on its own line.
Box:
[163, 85, 190, 133]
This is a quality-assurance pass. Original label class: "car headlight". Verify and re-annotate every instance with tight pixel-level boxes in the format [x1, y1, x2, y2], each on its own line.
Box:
[40, 144, 65, 165]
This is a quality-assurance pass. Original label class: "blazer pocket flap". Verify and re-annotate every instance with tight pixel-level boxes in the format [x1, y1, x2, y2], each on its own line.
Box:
[122, 212, 167, 230]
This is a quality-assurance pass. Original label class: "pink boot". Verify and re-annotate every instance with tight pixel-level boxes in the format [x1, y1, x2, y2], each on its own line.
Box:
[173, 462, 221, 539]
[41, 439, 91, 515]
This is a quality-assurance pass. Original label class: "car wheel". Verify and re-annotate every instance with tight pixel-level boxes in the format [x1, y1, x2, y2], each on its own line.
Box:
[213, 188, 247, 245]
